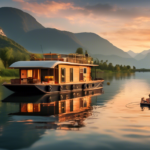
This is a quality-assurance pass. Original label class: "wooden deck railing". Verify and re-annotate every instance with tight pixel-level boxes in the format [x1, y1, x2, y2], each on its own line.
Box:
[33, 57, 93, 64]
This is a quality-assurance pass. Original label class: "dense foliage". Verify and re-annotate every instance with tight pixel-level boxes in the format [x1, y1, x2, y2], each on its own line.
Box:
[0, 69, 19, 77]
[93, 59, 136, 72]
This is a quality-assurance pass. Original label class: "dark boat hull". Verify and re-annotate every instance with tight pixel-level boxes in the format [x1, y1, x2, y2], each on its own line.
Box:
[2, 88, 103, 103]
[3, 81, 103, 94]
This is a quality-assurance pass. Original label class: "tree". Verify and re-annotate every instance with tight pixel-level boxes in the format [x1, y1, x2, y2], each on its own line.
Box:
[133, 66, 136, 70]
[0, 47, 13, 68]
[108, 63, 114, 70]
[123, 65, 127, 70]
[115, 64, 120, 72]
[127, 65, 131, 70]
[76, 48, 83, 54]
[120, 65, 123, 70]
[85, 50, 88, 55]
[101, 62, 107, 70]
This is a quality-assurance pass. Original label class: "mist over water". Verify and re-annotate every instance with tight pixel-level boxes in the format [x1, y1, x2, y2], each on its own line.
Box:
[0, 72, 150, 150]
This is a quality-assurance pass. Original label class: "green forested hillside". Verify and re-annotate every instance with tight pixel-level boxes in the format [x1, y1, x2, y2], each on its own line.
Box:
[0, 59, 4, 69]
[0, 34, 42, 77]
[0, 35, 28, 54]
[0, 34, 31, 68]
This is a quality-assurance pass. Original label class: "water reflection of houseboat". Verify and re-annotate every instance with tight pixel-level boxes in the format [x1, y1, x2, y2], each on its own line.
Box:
[5, 89, 102, 128]
[3, 53, 104, 94]
[0, 90, 102, 150]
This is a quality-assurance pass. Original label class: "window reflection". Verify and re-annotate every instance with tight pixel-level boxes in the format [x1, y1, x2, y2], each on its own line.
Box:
[21, 103, 40, 113]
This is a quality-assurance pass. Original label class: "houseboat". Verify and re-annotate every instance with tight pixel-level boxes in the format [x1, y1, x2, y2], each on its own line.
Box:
[3, 53, 104, 94]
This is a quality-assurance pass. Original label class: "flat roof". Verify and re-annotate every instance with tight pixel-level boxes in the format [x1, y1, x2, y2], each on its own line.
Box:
[9, 61, 98, 68]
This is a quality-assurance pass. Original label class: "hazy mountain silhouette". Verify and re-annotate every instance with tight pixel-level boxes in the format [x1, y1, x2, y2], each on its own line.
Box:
[127, 49, 150, 60]
[18, 28, 85, 53]
[134, 53, 145, 60]
[140, 49, 150, 55]
[134, 49, 150, 60]
[138, 53, 150, 68]
[75, 33, 131, 58]
[0, 7, 131, 57]
[127, 50, 138, 57]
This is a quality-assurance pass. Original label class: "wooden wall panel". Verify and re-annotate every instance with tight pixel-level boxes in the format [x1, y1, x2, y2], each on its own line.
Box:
[73, 98, 80, 111]
[65, 100, 70, 113]
[73, 67, 79, 82]
[86, 67, 91, 81]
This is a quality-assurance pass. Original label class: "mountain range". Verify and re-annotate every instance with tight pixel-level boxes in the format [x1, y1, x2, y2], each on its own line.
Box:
[0, 7, 130, 58]
[127, 49, 150, 60]
[0, 7, 150, 68]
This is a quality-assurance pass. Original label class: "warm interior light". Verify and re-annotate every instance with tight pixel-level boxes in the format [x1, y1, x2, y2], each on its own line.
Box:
[28, 70, 32, 78]
[27, 103, 33, 112]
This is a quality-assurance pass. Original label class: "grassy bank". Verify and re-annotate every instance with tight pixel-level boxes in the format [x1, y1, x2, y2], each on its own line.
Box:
[0, 69, 19, 77]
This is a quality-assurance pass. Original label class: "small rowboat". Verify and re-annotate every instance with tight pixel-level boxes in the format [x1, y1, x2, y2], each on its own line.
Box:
[140, 98, 150, 105]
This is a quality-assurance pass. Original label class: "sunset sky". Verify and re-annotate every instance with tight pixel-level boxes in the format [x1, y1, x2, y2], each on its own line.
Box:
[1, 0, 150, 53]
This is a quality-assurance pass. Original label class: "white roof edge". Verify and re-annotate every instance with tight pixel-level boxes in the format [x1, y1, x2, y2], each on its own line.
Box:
[9, 61, 98, 68]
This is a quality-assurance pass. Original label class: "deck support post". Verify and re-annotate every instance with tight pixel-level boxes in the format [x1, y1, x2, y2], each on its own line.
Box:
[95, 67, 96, 80]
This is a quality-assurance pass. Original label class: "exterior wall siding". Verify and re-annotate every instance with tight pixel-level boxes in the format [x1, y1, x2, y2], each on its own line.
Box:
[58, 65, 91, 84]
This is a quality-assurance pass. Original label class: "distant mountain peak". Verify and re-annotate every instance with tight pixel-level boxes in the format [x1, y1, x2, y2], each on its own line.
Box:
[0, 28, 6, 37]
[0, 7, 44, 42]
[127, 50, 137, 57]
[75, 33, 131, 58]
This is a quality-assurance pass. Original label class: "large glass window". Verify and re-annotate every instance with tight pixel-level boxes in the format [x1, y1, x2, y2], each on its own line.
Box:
[27, 70, 32, 78]
[79, 68, 83, 81]
[80, 98, 83, 108]
[70, 68, 73, 82]
[84, 68, 87, 74]
[61, 102, 65, 113]
[61, 68, 66, 82]
[70, 100, 73, 111]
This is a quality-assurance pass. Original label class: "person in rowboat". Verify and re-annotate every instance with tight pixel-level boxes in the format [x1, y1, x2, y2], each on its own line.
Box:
[148, 94, 150, 103]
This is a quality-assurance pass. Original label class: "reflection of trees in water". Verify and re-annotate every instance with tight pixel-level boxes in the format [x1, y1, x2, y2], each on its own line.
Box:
[94, 72, 135, 82]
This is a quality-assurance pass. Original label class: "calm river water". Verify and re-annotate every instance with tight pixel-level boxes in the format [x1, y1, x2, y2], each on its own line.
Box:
[0, 72, 150, 150]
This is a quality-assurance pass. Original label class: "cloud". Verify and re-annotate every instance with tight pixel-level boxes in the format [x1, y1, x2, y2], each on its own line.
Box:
[100, 28, 150, 52]
[13, 0, 77, 17]
[13, 0, 24, 2]
[12, 0, 150, 20]
[12, 0, 150, 52]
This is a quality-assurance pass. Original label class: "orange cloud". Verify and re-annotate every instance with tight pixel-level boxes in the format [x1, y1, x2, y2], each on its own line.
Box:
[13, 0, 83, 18]
[12, 0, 150, 52]
[13, 0, 24, 2]
[100, 28, 150, 52]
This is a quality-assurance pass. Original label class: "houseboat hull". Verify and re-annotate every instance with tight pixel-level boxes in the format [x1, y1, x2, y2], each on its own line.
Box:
[2, 88, 103, 103]
[3, 80, 104, 94]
